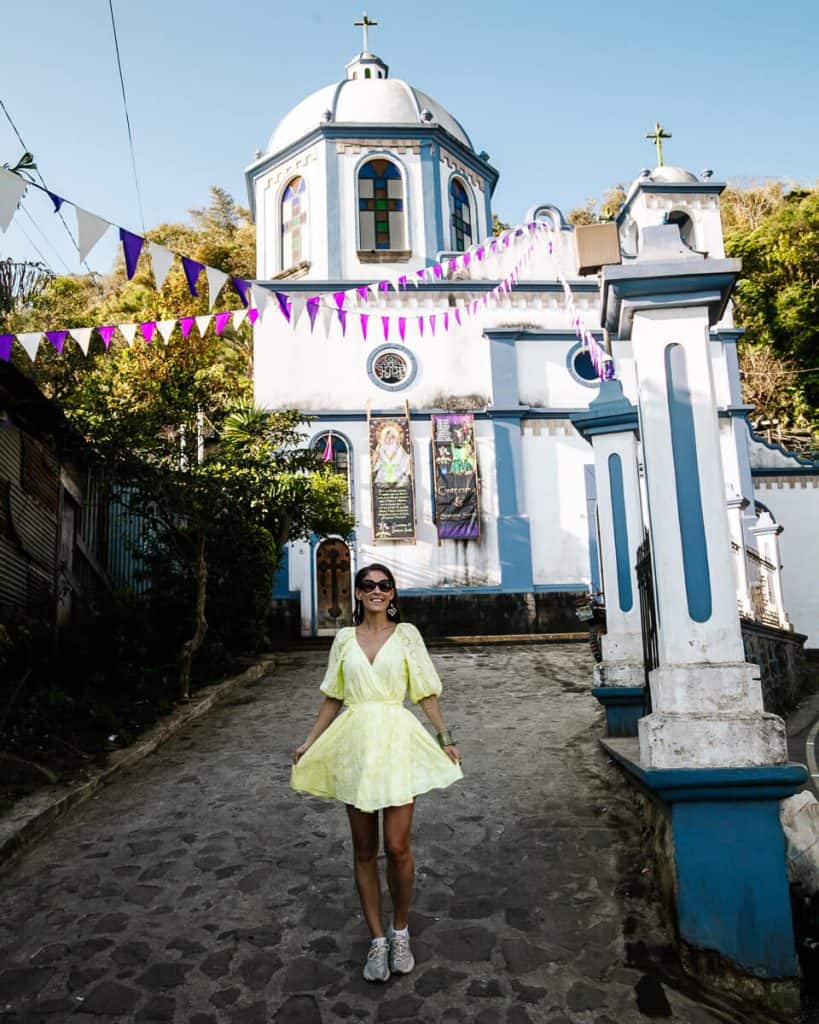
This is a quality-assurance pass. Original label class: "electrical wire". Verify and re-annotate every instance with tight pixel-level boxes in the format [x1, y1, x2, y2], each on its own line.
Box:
[14, 220, 54, 273]
[107, 0, 146, 234]
[19, 205, 73, 274]
[0, 94, 95, 276]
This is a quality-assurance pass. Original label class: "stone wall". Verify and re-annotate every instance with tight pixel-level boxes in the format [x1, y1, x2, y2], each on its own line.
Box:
[740, 620, 814, 717]
[400, 590, 583, 637]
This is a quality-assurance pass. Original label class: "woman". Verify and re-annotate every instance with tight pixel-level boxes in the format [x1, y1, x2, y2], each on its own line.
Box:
[291, 564, 462, 982]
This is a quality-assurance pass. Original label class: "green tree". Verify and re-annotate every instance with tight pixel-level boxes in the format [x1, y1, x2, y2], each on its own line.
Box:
[567, 186, 626, 226]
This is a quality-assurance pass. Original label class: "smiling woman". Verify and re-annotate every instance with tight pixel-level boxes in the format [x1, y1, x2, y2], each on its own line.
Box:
[290, 562, 462, 983]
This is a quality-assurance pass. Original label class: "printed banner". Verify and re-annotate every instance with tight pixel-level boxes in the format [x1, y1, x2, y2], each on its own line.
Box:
[369, 412, 416, 543]
[432, 414, 481, 540]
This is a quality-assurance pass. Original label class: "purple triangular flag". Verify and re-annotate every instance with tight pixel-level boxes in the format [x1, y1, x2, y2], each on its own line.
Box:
[417, 316, 424, 338]
[398, 317, 406, 342]
[119, 228, 144, 280]
[47, 191, 64, 212]
[214, 311, 232, 335]
[397, 275, 408, 290]
[356, 286, 369, 303]
[490, 239, 498, 253]
[337, 308, 347, 336]
[429, 314, 436, 336]
[360, 314, 369, 341]
[416, 268, 427, 282]
[379, 280, 390, 293]
[182, 256, 204, 296]
[179, 317, 195, 338]
[462, 252, 471, 268]
[475, 246, 485, 261]
[247, 308, 260, 326]
[275, 292, 291, 322]
[333, 291, 346, 310]
[449, 259, 458, 276]
[45, 330, 68, 354]
[306, 297, 320, 331]
[443, 312, 450, 332]
[140, 321, 157, 344]
[232, 276, 250, 307]
[433, 264, 443, 280]
[454, 309, 461, 327]
[0, 335, 13, 361]
[381, 316, 390, 341]
[98, 325, 116, 348]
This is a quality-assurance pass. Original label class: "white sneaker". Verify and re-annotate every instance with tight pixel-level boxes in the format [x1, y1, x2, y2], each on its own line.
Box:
[363, 939, 390, 982]
[387, 925, 415, 975]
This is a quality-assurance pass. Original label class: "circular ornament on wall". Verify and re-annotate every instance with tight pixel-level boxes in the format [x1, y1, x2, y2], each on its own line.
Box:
[366, 344, 418, 392]
[566, 341, 601, 388]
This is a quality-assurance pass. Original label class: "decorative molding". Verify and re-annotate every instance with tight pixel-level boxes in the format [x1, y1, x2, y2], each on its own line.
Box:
[357, 250, 412, 263]
[440, 147, 484, 192]
[262, 150, 317, 189]
[336, 139, 421, 155]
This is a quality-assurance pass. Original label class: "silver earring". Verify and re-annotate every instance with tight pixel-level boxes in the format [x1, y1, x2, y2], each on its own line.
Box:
[387, 602, 397, 619]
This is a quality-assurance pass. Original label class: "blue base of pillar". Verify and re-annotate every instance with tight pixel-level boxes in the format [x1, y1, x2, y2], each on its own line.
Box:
[591, 686, 645, 737]
[602, 738, 807, 980]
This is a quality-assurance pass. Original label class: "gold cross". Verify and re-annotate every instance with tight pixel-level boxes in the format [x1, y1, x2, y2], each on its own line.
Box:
[645, 122, 672, 166]
[354, 12, 378, 52]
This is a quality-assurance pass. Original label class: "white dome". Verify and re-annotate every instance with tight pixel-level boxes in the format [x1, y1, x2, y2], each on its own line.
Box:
[266, 75, 474, 154]
[648, 165, 699, 184]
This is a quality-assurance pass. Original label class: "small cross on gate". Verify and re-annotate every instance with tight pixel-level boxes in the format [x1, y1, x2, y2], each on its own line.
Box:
[645, 122, 672, 166]
[354, 11, 378, 53]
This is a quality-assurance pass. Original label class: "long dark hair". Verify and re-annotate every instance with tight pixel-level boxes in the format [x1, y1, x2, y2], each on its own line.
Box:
[353, 563, 401, 625]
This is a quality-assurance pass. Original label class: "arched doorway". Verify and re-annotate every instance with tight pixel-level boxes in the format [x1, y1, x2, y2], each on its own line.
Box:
[315, 538, 352, 634]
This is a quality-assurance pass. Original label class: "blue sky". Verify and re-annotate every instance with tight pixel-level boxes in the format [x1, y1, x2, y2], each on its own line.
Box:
[2, 0, 817, 275]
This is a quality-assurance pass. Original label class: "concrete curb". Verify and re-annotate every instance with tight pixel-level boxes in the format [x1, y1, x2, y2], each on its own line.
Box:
[0, 656, 276, 870]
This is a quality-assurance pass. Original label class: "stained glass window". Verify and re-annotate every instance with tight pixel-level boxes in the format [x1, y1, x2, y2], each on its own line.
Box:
[449, 177, 472, 252]
[358, 159, 405, 251]
[282, 176, 307, 268]
[373, 351, 408, 385]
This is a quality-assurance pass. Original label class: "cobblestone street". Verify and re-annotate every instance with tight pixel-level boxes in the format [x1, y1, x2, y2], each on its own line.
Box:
[0, 642, 778, 1023]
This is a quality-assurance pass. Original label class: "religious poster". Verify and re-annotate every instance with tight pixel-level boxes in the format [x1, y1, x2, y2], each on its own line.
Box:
[368, 410, 416, 543]
[432, 413, 481, 540]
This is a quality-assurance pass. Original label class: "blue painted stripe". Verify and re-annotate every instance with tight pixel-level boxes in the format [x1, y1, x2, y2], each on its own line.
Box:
[665, 344, 711, 623]
[325, 140, 341, 277]
[492, 417, 533, 591]
[583, 465, 601, 596]
[608, 453, 633, 612]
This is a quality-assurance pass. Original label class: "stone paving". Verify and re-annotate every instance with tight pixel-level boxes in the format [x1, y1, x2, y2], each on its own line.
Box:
[0, 642, 782, 1023]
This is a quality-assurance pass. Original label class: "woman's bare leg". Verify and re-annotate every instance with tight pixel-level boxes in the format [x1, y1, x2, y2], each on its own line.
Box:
[346, 806, 383, 938]
[383, 801, 415, 930]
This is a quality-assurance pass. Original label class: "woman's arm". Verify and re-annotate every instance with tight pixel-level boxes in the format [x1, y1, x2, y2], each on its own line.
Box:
[418, 694, 461, 765]
[293, 697, 343, 764]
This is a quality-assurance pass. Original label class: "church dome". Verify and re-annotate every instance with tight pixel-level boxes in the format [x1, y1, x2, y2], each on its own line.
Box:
[266, 53, 474, 155]
[648, 165, 699, 184]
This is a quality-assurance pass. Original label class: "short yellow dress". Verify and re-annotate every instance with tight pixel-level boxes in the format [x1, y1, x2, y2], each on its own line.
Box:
[291, 622, 463, 813]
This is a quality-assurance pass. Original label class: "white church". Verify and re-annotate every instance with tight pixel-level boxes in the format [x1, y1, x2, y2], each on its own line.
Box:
[243, 27, 819, 645]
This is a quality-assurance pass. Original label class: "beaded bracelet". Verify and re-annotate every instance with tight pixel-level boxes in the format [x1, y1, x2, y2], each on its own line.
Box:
[436, 730, 454, 749]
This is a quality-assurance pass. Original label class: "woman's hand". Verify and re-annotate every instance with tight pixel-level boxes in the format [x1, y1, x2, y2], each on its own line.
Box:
[293, 741, 311, 765]
[443, 744, 461, 766]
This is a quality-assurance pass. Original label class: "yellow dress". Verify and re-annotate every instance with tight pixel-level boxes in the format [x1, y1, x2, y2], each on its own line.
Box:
[291, 622, 463, 812]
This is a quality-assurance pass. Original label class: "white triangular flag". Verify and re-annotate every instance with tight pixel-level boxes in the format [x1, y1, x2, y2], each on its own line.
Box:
[195, 315, 211, 337]
[119, 323, 138, 346]
[0, 167, 27, 232]
[157, 319, 176, 343]
[251, 284, 273, 321]
[75, 207, 111, 263]
[318, 306, 335, 339]
[289, 295, 307, 327]
[148, 242, 175, 290]
[69, 327, 93, 355]
[204, 267, 229, 311]
[232, 309, 248, 329]
[16, 332, 42, 360]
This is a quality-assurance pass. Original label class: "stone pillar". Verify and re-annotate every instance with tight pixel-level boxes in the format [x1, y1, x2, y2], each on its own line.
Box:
[599, 225, 806, 992]
[751, 511, 791, 631]
[572, 380, 645, 735]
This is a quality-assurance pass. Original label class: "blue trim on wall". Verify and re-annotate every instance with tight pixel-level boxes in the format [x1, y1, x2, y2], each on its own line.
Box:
[666, 344, 712, 623]
[365, 343, 418, 391]
[325, 139, 341, 278]
[583, 465, 601, 596]
[493, 416, 533, 591]
[486, 331, 520, 409]
[420, 142, 442, 261]
[272, 547, 299, 599]
[608, 453, 633, 613]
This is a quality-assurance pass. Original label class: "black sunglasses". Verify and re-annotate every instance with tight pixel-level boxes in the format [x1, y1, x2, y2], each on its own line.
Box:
[359, 579, 394, 593]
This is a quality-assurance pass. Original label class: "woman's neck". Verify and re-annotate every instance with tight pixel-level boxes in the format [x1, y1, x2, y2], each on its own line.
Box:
[359, 610, 392, 632]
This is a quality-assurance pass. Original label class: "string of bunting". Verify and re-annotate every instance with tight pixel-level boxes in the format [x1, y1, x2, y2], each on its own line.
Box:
[0, 161, 613, 379]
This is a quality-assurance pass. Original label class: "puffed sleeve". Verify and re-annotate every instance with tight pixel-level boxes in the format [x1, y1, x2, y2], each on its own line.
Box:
[319, 628, 349, 700]
[401, 623, 443, 704]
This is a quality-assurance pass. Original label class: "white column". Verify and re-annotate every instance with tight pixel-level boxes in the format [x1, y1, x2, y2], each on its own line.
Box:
[727, 491, 752, 617]
[751, 511, 792, 631]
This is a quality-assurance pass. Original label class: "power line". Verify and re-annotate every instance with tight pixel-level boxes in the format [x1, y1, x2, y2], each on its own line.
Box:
[19, 205, 73, 274]
[107, 0, 146, 234]
[14, 220, 54, 273]
[0, 94, 94, 274]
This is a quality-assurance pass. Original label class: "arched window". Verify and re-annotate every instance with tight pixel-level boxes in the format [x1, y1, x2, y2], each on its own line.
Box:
[281, 176, 307, 268]
[314, 431, 353, 514]
[449, 177, 473, 252]
[667, 210, 696, 250]
[358, 159, 405, 251]
[364, 68, 371, 79]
